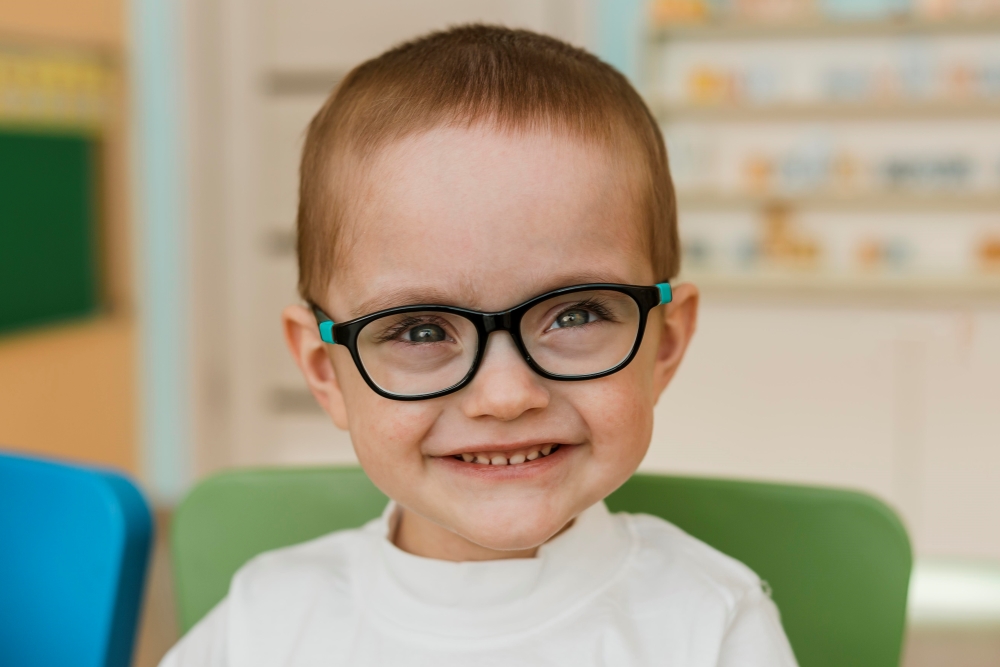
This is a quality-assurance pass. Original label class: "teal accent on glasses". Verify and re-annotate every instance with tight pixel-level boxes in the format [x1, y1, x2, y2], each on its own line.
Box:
[319, 321, 336, 344]
[657, 282, 673, 305]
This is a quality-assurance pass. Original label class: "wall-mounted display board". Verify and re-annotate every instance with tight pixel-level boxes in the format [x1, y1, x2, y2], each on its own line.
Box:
[646, 0, 1000, 301]
[0, 129, 98, 333]
[0, 47, 112, 334]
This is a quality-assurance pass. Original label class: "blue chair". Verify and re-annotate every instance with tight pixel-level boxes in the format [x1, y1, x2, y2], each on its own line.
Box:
[0, 450, 153, 667]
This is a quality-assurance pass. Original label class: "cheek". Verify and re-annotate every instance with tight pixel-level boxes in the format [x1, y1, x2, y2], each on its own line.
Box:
[349, 395, 436, 458]
[333, 355, 439, 479]
[348, 397, 442, 500]
[575, 362, 656, 465]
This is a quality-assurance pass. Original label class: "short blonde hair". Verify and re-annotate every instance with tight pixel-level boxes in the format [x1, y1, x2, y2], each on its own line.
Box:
[296, 24, 678, 303]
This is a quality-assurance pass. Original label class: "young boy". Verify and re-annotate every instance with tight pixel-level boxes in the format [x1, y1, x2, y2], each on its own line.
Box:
[162, 25, 798, 666]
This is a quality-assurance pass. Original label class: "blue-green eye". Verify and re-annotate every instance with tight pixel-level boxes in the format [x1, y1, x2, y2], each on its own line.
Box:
[406, 323, 446, 343]
[553, 308, 594, 329]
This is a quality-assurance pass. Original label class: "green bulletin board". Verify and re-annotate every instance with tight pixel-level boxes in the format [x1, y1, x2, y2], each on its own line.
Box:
[0, 130, 100, 335]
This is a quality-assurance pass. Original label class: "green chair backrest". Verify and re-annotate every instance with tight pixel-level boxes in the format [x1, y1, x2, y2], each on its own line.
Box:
[172, 468, 911, 667]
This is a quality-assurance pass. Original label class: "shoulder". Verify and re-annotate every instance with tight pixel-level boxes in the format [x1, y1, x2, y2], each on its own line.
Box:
[229, 518, 380, 607]
[160, 521, 380, 667]
[617, 511, 768, 617]
[610, 511, 797, 664]
[158, 600, 230, 667]
[225, 519, 384, 665]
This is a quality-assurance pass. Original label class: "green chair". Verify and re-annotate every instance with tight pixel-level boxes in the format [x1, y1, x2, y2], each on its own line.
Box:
[172, 468, 911, 667]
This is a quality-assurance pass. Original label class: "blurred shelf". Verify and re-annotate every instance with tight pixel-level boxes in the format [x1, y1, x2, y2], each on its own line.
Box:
[678, 190, 1000, 212]
[651, 13, 1000, 305]
[680, 270, 1000, 301]
[653, 99, 1000, 122]
[651, 16, 1000, 41]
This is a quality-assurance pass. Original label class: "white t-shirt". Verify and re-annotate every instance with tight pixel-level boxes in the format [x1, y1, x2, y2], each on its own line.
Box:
[161, 501, 798, 666]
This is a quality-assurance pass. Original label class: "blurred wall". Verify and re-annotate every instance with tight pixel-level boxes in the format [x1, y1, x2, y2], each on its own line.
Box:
[642, 6, 1000, 560]
[0, 0, 137, 473]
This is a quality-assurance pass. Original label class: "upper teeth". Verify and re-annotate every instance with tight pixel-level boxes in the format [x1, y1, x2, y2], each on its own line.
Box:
[454, 444, 561, 465]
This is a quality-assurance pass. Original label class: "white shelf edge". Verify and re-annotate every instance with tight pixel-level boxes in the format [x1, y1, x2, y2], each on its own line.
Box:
[679, 271, 1000, 300]
[652, 100, 1000, 122]
[676, 191, 1000, 212]
[650, 16, 1000, 41]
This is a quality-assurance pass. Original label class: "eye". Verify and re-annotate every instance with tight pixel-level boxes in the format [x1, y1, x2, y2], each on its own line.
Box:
[372, 315, 458, 345]
[405, 323, 447, 343]
[552, 308, 595, 329]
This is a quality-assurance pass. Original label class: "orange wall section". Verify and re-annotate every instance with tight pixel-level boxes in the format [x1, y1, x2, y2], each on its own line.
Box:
[0, 319, 136, 471]
[0, 0, 123, 49]
[0, 0, 137, 474]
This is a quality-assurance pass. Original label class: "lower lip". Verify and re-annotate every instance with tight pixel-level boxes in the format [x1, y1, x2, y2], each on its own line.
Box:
[432, 444, 575, 480]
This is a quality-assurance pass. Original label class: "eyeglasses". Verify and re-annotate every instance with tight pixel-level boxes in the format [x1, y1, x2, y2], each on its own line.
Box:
[310, 282, 673, 401]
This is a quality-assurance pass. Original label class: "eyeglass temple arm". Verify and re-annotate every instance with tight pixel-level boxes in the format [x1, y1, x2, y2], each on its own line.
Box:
[657, 282, 673, 306]
[310, 304, 337, 344]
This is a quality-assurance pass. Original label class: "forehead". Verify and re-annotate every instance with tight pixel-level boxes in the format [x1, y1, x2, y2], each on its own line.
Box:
[327, 126, 652, 317]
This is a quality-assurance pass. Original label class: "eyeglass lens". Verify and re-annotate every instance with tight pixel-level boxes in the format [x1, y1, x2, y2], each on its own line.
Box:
[354, 290, 642, 398]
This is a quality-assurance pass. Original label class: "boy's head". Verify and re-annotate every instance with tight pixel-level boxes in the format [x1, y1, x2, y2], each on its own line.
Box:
[283, 25, 698, 560]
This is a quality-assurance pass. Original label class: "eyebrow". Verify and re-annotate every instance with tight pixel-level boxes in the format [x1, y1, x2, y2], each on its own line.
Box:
[347, 271, 636, 319]
[350, 286, 478, 318]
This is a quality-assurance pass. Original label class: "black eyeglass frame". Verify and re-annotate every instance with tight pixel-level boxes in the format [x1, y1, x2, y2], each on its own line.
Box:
[310, 282, 672, 401]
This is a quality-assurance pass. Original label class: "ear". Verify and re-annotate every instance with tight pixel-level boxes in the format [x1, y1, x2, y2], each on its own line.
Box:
[282, 304, 350, 429]
[651, 282, 699, 400]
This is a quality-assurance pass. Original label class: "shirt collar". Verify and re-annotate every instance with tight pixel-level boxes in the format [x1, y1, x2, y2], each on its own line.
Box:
[360, 500, 635, 642]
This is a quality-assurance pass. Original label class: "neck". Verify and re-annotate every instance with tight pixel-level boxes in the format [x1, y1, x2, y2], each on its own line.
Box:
[393, 507, 538, 561]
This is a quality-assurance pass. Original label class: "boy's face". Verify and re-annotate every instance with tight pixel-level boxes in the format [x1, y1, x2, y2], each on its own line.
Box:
[284, 126, 698, 558]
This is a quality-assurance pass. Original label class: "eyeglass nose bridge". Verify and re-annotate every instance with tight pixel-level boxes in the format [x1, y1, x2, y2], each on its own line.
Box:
[481, 310, 515, 335]
[477, 310, 537, 373]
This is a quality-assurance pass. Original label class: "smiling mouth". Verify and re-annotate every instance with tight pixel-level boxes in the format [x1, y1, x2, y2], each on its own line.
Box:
[451, 444, 562, 466]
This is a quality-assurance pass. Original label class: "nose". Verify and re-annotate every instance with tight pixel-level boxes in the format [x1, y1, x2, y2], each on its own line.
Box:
[460, 331, 550, 421]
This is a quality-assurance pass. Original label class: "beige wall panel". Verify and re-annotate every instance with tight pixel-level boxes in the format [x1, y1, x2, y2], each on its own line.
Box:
[268, 414, 355, 466]
[259, 255, 303, 386]
[920, 311, 1000, 558]
[646, 304, 898, 501]
[264, 0, 568, 72]
[261, 96, 327, 232]
[646, 302, 1000, 559]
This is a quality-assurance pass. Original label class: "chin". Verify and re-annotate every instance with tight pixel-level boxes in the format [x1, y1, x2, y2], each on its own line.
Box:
[452, 506, 572, 553]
